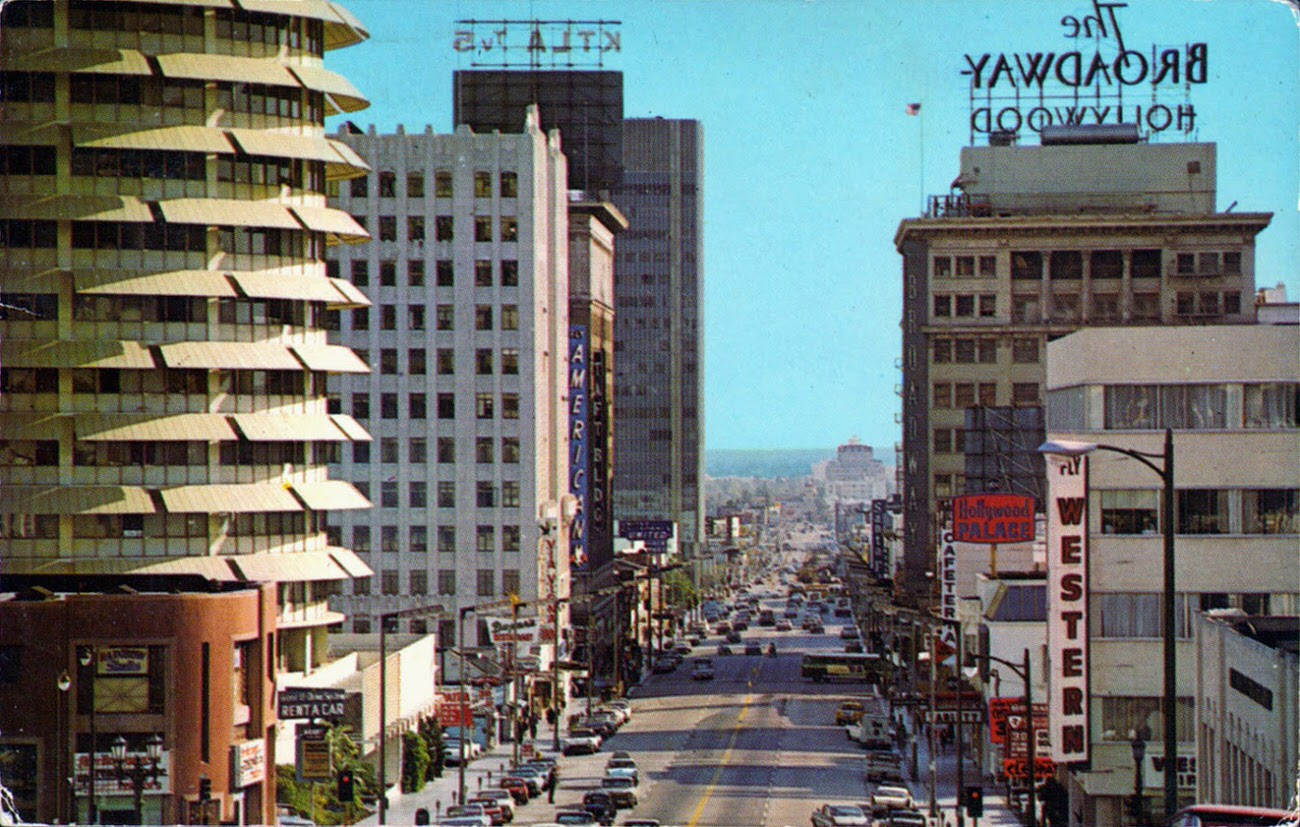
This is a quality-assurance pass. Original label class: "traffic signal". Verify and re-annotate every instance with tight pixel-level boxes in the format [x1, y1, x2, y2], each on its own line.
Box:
[198, 776, 212, 802]
[337, 769, 355, 802]
[965, 786, 984, 818]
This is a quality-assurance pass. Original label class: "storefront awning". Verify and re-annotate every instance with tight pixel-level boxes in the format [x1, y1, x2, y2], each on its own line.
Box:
[290, 205, 369, 243]
[1, 340, 156, 369]
[227, 550, 352, 583]
[157, 341, 302, 371]
[229, 272, 344, 303]
[11, 47, 150, 75]
[291, 344, 369, 373]
[327, 277, 371, 309]
[0, 486, 155, 514]
[0, 194, 152, 222]
[76, 125, 237, 154]
[158, 198, 301, 229]
[328, 414, 370, 442]
[156, 52, 300, 88]
[229, 414, 349, 442]
[75, 269, 238, 298]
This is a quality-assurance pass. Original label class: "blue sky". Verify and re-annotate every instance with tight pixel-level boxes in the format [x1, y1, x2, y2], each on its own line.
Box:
[327, 0, 1299, 452]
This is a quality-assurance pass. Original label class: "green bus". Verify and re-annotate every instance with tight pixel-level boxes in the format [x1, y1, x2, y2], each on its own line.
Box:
[800, 652, 887, 683]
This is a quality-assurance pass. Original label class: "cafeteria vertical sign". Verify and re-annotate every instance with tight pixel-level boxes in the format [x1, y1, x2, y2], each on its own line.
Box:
[1044, 451, 1089, 764]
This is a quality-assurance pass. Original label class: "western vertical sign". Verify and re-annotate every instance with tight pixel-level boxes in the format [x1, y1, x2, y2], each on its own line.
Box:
[1044, 452, 1089, 763]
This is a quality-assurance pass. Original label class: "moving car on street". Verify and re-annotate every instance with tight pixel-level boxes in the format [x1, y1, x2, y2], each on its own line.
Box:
[810, 803, 871, 827]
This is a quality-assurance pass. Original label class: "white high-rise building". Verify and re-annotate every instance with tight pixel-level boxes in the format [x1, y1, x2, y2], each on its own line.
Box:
[326, 110, 572, 650]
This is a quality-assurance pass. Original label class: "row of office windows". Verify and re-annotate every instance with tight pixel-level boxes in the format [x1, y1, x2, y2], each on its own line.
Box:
[1005, 249, 1243, 281]
[0, 510, 322, 540]
[932, 382, 1040, 409]
[355, 214, 519, 245]
[1008, 291, 1175, 324]
[350, 170, 519, 200]
[1099, 488, 1298, 535]
[933, 337, 1041, 365]
[354, 479, 522, 510]
[347, 524, 522, 555]
[351, 568, 521, 601]
[342, 435, 520, 466]
[0, 367, 321, 401]
[9, 440, 331, 470]
[351, 304, 520, 333]
[347, 391, 520, 421]
[12, 147, 317, 187]
[933, 293, 997, 319]
[335, 257, 520, 288]
[70, 295, 320, 328]
[68, 221, 324, 258]
[1048, 383, 1299, 431]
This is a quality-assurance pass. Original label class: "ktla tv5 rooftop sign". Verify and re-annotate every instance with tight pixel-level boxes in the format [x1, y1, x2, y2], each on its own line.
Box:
[962, 0, 1206, 137]
[453, 19, 621, 67]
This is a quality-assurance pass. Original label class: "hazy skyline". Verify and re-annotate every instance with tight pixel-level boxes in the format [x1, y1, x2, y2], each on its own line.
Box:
[327, 0, 1300, 451]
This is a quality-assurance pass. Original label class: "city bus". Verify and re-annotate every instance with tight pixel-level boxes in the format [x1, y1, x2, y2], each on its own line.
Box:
[800, 652, 887, 683]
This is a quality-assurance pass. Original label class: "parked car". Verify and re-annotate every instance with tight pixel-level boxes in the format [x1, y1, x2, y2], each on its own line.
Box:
[580, 791, 617, 825]
[472, 790, 516, 822]
[561, 727, 601, 755]
[497, 777, 530, 804]
[840, 626, 860, 640]
[835, 701, 865, 726]
[725, 631, 743, 644]
[465, 798, 508, 826]
[884, 809, 928, 827]
[810, 803, 871, 827]
[775, 619, 793, 631]
[553, 811, 598, 826]
[445, 804, 494, 826]
[745, 642, 762, 656]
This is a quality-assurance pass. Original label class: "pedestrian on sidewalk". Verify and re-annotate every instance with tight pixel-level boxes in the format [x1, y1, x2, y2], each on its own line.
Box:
[546, 767, 558, 804]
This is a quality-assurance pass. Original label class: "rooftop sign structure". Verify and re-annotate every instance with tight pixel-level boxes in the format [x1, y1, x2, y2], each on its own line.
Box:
[454, 19, 622, 68]
[962, 0, 1205, 142]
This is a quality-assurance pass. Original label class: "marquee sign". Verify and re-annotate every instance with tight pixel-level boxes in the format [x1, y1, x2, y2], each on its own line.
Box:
[962, 0, 1206, 140]
[1044, 452, 1089, 764]
[453, 19, 622, 68]
[953, 494, 1035, 544]
[938, 530, 957, 621]
[568, 325, 589, 570]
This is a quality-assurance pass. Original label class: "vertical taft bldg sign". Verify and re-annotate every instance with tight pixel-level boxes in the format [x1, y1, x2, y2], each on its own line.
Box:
[1044, 453, 1089, 763]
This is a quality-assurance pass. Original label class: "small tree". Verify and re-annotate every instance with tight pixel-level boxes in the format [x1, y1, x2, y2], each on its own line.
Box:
[400, 730, 430, 793]
[419, 717, 446, 779]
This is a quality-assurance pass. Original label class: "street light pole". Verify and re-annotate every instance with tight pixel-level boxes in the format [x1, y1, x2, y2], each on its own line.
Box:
[1040, 429, 1177, 819]
[968, 649, 1036, 827]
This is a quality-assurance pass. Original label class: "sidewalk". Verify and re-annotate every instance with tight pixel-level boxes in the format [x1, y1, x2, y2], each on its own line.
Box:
[906, 726, 1026, 827]
[356, 718, 566, 826]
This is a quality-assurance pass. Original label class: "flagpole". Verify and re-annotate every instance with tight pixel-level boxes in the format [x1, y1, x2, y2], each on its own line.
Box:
[907, 103, 925, 215]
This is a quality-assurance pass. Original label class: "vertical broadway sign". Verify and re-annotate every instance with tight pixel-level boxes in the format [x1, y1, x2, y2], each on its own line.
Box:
[1045, 453, 1089, 763]
[568, 325, 589, 569]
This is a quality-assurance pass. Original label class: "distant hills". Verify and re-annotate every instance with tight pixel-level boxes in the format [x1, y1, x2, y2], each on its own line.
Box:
[705, 448, 835, 479]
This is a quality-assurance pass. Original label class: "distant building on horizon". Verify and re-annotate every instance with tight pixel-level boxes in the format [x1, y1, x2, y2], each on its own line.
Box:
[814, 437, 892, 504]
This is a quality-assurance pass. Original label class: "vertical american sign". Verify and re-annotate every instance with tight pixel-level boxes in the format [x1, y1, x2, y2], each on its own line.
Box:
[568, 325, 589, 569]
[1045, 452, 1089, 763]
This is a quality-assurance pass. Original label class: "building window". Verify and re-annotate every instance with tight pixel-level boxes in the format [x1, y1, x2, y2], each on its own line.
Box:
[501, 305, 518, 330]
[932, 257, 952, 279]
[408, 348, 426, 375]
[1011, 250, 1042, 280]
[407, 173, 424, 198]
[1130, 249, 1161, 278]
[352, 525, 370, 553]
[502, 526, 521, 552]
[500, 171, 517, 198]
[379, 216, 396, 242]
[978, 340, 997, 364]
[410, 568, 427, 594]
[954, 339, 976, 364]
[1092, 293, 1121, 322]
[1176, 253, 1196, 275]
[1011, 295, 1040, 324]
[476, 526, 494, 553]
[436, 260, 454, 286]
[353, 578, 370, 596]
[436, 216, 453, 241]
[933, 295, 951, 318]
[978, 255, 996, 277]
[352, 393, 371, 419]
[1132, 293, 1161, 322]
[476, 349, 494, 374]
[437, 438, 455, 463]
[352, 441, 370, 464]
[409, 437, 426, 464]
[476, 482, 496, 508]
[380, 305, 396, 330]
[501, 260, 519, 286]
[954, 383, 976, 408]
[476, 438, 494, 464]
[1100, 490, 1159, 535]
[437, 526, 456, 554]
[502, 438, 520, 463]
[933, 383, 952, 408]
[502, 568, 520, 595]
[1091, 250, 1123, 279]
[978, 294, 996, 318]
[1243, 489, 1298, 534]
[955, 295, 975, 317]
[436, 304, 454, 330]
[933, 428, 952, 454]
[1012, 383, 1039, 406]
[1099, 697, 1194, 741]
[438, 569, 456, 595]
[407, 216, 425, 243]
[408, 260, 425, 286]
[350, 260, 369, 285]
[501, 394, 519, 419]
[1244, 383, 1299, 429]
[409, 393, 426, 419]
[476, 393, 494, 419]
[437, 481, 455, 508]
[437, 393, 455, 419]
[474, 217, 492, 242]
[1050, 250, 1083, 279]
[955, 256, 975, 277]
[1052, 293, 1080, 323]
[435, 170, 452, 197]
[1105, 384, 1227, 430]
[978, 383, 996, 406]
[1177, 489, 1230, 534]
[378, 171, 396, 197]
[475, 305, 493, 330]
[381, 482, 398, 509]
[1223, 251, 1242, 274]
[477, 569, 494, 596]
[932, 339, 951, 364]
[502, 481, 520, 508]
[409, 481, 427, 509]
[474, 171, 492, 198]
[381, 392, 397, 418]
[350, 177, 368, 197]
[501, 348, 519, 375]
[381, 570, 399, 595]
[475, 260, 493, 286]
[378, 260, 396, 286]
[351, 308, 369, 330]
[436, 348, 454, 374]
[500, 217, 518, 242]
[380, 437, 399, 463]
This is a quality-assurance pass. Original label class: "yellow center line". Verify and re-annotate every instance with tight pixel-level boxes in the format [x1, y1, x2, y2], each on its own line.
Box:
[687, 693, 752, 827]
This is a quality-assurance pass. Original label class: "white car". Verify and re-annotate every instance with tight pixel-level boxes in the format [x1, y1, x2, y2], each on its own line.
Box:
[562, 727, 602, 755]
[870, 785, 915, 811]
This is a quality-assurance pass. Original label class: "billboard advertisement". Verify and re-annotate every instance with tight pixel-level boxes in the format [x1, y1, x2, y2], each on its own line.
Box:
[952, 494, 1035, 543]
[1044, 452, 1089, 764]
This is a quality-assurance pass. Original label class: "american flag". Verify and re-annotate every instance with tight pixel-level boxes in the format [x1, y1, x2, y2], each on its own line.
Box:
[905, 103, 921, 116]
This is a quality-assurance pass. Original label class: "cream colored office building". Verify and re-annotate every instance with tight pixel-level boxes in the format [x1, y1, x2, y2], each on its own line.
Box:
[1044, 324, 1299, 825]
[325, 112, 574, 648]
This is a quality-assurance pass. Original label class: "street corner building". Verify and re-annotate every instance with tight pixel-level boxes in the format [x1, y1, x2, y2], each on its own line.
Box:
[0, 0, 373, 823]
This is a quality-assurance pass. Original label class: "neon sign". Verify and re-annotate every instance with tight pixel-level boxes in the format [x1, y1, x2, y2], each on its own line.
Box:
[962, 0, 1205, 140]
[453, 19, 621, 68]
